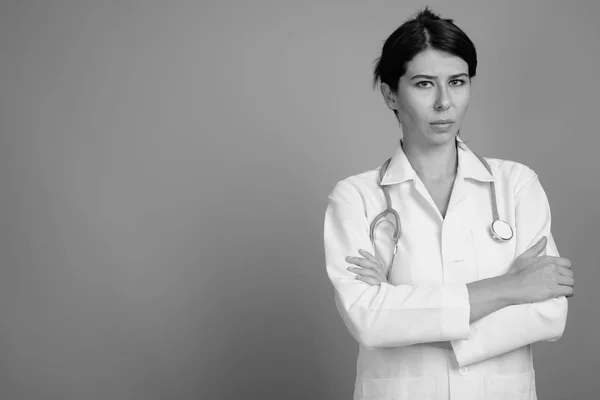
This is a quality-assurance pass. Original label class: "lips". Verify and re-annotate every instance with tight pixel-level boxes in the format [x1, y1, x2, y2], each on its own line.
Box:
[429, 120, 455, 133]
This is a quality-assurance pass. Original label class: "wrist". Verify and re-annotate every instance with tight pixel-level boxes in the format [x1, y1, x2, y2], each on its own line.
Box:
[495, 273, 519, 307]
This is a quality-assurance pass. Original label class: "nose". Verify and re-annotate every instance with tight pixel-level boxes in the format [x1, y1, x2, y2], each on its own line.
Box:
[434, 86, 451, 111]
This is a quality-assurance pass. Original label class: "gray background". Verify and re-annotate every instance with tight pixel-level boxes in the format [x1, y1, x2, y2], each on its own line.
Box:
[0, 0, 598, 399]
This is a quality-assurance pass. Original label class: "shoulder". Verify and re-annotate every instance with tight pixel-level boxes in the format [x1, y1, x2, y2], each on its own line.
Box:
[327, 165, 382, 204]
[483, 156, 541, 194]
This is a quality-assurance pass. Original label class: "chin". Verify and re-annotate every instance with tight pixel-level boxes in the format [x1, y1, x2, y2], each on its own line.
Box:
[426, 131, 457, 145]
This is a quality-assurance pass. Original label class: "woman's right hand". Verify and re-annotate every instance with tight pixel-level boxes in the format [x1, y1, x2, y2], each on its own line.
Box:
[504, 236, 574, 305]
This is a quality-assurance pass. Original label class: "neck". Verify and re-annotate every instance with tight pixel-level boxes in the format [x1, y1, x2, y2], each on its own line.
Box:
[401, 136, 458, 182]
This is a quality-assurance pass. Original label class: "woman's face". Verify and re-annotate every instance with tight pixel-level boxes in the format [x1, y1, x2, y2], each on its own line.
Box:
[384, 48, 471, 146]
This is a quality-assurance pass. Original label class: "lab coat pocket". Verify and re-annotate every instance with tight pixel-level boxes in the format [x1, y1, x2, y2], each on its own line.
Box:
[389, 249, 440, 285]
[362, 376, 439, 400]
[484, 370, 535, 400]
[471, 227, 517, 280]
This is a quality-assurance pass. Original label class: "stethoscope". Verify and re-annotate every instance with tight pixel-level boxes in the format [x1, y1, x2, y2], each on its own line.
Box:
[369, 149, 513, 278]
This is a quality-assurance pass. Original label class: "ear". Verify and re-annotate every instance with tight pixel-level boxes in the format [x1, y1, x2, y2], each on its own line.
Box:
[380, 83, 398, 111]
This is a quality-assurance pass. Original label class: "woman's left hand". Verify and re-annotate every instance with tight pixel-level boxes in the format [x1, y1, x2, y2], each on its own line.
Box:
[346, 249, 389, 285]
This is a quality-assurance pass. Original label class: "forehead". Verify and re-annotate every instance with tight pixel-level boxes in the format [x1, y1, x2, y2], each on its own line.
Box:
[404, 49, 468, 77]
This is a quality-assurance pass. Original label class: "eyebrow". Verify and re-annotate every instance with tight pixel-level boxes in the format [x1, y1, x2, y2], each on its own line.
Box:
[410, 73, 469, 80]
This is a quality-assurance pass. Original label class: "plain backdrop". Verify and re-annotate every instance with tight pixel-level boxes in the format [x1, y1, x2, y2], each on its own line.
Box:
[0, 1, 598, 399]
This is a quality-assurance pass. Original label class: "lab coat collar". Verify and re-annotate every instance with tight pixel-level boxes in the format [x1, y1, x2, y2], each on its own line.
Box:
[379, 135, 494, 186]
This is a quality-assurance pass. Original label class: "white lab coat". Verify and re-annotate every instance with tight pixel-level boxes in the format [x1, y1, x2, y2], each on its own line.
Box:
[323, 136, 567, 400]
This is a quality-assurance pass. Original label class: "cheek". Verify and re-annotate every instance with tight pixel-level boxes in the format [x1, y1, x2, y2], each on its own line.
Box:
[398, 95, 432, 124]
[453, 89, 471, 114]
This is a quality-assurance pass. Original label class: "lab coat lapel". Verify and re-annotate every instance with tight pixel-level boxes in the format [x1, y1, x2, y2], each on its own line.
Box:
[447, 167, 470, 213]
[449, 138, 494, 211]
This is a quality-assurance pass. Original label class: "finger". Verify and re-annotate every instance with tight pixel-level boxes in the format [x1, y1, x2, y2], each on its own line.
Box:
[541, 256, 572, 268]
[347, 266, 384, 281]
[346, 257, 380, 271]
[557, 266, 573, 278]
[555, 285, 574, 298]
[518, 236, 547, 259]
[358, 249, 378, 263]
[555, 257, 572, 268]
[556, 276, 575, 287]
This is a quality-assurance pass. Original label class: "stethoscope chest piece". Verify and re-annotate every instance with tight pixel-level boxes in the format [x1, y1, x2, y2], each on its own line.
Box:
[490, 219, 513, 241]
[370, 144, 515, 279]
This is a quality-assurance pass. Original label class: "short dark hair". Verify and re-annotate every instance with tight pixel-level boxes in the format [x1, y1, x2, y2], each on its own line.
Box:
[373, 7, 478, 92]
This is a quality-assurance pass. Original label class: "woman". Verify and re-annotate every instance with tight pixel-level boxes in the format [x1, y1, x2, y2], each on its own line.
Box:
[323, 8, 574, 400]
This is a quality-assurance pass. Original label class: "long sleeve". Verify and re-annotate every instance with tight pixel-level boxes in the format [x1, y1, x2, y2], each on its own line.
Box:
[324, 180, 471, 349]
[451, 168, 568, 367]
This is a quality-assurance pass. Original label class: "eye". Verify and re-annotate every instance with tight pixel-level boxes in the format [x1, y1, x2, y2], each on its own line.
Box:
[449, 79, 466, 87]
[416, 81, 433, 88]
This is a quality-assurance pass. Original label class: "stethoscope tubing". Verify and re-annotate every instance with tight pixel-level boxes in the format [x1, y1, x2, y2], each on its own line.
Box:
[368, 148, 513, 277]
